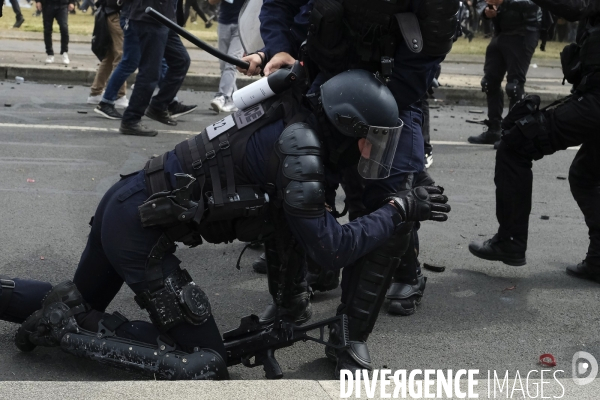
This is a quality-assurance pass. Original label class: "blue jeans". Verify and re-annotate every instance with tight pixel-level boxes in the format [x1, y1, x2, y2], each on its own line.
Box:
[121, 21, 190, 125]
[102, 5, 140, 104]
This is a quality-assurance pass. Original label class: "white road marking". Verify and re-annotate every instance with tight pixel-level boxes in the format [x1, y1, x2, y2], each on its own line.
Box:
[0, 123, 195, 135]
[0, 123, 581, 150]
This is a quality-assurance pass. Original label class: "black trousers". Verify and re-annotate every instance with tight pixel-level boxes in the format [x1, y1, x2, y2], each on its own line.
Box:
[483, 32, 538, 122]
[0, 171, 226, 359]
[122, 20, 191, 125]
[10, 0, 23, 19]
[42, 4, 69, 55]
[184, 0, 208, 25]
[495, 82, 600, 265]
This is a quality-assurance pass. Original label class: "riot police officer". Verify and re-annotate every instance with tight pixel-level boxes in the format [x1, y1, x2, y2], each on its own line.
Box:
[469, 0, 600, 281]
[240, 0, 460, 319]
[0, 70, 450, 379]
[468, 0, 541, 145]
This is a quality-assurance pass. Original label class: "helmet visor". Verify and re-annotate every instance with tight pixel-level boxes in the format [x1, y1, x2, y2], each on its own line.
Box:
[357, 120, 404, 179]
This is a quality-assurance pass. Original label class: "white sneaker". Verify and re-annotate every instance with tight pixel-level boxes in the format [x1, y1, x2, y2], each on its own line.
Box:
[62, 53, 70, 64]
[221, 99, 238, 113]
[114, 96, 129, 109]
[87, 94, 103, 105]
[45, 55, 54, 63]
[210, 96, 226, 113]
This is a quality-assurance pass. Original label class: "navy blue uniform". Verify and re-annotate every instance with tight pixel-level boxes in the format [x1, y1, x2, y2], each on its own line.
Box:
[0, 115, 408, 356]
[259, 0, 444, 111]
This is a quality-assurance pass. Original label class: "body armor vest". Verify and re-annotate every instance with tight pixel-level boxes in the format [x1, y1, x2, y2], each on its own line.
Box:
[306, 0, 459, 76]
[496, 3, 540, 34]
[140, 87, 310, 247]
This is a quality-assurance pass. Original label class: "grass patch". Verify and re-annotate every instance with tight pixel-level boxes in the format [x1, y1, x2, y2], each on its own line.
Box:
[0, 9, 218, 40]
[450, 34, 561, 59]
[1, 11, 561, 59]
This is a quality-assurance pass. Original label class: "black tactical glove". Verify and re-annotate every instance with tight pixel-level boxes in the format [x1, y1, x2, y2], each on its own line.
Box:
[387, 186, 450, 223]
[501, 95, 541, 131]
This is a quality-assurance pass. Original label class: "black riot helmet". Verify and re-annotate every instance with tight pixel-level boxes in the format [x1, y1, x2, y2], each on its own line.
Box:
[320, 70, 404, 179]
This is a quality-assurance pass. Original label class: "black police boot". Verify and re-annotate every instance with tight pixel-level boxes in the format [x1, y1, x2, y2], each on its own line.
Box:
[259, 291, 312, 325]
[120, 122, 158, 137]
[144, 107, 177, 126]
[325, 303, 373, 379]
[258, 240, 312, 325]
[306, 259, 340, 293]
[566, 260, 600, 283]
[469, 234, 526, 266]
[15, 281, 88, 352]
[468, 120, 501, 145]
[252, 253, 267, 274]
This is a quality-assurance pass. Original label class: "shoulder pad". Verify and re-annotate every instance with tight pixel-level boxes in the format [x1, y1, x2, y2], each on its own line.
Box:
[284, 181, 326, 218]
[282, 155, 324, 182]
[277, 122, 322, 156]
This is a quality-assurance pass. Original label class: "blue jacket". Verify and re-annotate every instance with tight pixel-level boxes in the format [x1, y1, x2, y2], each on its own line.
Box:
[160, 117, 401, 271]
[259, 0, 444, 110]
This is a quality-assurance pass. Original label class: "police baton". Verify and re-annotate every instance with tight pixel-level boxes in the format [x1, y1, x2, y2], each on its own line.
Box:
[145, 7, 250, 70]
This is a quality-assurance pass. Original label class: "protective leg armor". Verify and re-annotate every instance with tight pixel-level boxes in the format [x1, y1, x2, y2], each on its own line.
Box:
[386, 233, 427, 316]
[327, 232, 411, 376]
[61, 324, 228, 380]
[15, 281, 228, 380]
[259, 237, 312, 325]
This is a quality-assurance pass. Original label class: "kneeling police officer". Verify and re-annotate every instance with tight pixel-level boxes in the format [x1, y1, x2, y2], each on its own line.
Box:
[0, 70, 450, 379]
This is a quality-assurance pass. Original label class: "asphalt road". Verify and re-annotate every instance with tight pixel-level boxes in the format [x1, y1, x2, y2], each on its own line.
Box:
[0, 82, 597, 383]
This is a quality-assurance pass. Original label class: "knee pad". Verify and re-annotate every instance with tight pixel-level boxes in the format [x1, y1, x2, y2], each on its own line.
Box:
[481, 77, 501, 94]
[505, 81, 525, 102]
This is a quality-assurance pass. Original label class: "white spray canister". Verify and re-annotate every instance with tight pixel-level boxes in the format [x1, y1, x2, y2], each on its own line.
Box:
[232, 61, 302, 109]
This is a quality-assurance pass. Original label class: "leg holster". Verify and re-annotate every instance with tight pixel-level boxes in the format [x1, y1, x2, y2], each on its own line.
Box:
[134, 267, 211, 332]
[502, 111, 554, 161]
[60, 313, 229, 380]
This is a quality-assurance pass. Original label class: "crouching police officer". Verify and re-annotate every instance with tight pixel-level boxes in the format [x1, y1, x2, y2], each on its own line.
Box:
[242, 0, 460, 318]
[0, 70, 450, 379]
[469, 0, 600, 280]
